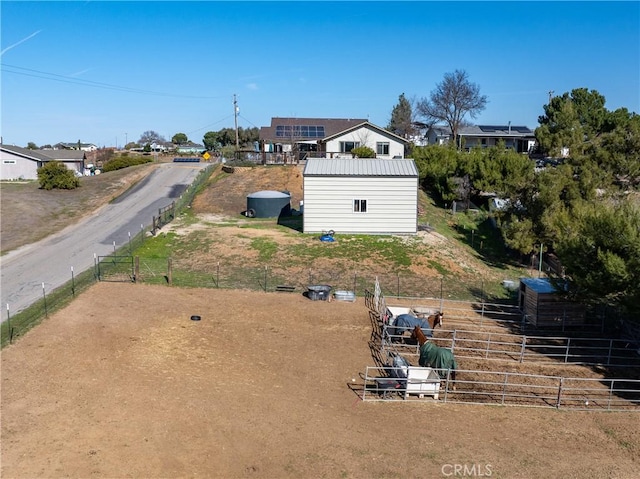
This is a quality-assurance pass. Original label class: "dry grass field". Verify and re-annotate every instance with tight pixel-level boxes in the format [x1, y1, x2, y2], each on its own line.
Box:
[0, 163, 157, 254]
[2, 282, 639, 479]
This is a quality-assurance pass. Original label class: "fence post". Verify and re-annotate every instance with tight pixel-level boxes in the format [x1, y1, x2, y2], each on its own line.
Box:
[564, 338, 571, 363]
[451, 329, 457, 353]
[520, 336, 527, 363]
[71, 266, 75, 297]
[396, 274, 400, 299]
[607, 339, 613, 366]
[134, 256, 140, 283]
[485, 333, 491, 359]
[608, 380, 615, 410]
[42, 282, 48, 318]
[501, 372, 510, 405]
[6, 304, 12, 344]
[94, 253, 99, 280]
[556, 377, 564, 408]
[167, 258, 173, 285]
[353, 272, 357, 296]
[264, 265, 268, 292]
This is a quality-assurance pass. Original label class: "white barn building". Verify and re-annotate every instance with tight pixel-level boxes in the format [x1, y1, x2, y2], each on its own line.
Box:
[302, 158, 419, 234]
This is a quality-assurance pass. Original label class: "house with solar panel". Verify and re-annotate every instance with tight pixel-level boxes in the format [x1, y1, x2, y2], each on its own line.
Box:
[259, 117, 409, 163]
[302, 157, 419, 234]
[426, 124, 536, 153]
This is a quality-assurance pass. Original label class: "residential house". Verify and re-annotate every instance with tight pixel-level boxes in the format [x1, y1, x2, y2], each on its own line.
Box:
[1, 144, 85, 180]
[319, 121, 408, 159]
[425, 125, 452, 146]
[259, 117, 408, 162]
[426, 124, 536, 153]
[53, 142, 99, 152]
[175, 144, 206, 155]
[302, 157, 419, 234]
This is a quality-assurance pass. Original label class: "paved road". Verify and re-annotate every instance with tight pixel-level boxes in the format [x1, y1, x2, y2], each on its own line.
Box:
[0, 162, 209, 318]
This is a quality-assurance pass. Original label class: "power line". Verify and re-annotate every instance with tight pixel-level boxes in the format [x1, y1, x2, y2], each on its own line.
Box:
[185, 114, 235, 136]
[2, 63, 225, 100]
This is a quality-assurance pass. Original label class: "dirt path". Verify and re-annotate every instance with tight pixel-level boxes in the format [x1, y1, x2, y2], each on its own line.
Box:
[2, 283, 638, 478]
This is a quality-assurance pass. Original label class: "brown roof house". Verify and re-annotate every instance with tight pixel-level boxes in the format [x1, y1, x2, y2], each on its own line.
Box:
[259, 117, 409, 163]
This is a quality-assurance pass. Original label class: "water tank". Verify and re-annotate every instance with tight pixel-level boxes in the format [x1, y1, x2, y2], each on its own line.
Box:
[246, 190, 291, 218]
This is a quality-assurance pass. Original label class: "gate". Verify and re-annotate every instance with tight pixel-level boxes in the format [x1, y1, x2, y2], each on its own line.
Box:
[97, 255, 135, 282]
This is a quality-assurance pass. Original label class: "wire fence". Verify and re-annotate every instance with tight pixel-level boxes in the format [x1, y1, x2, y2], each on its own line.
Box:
[0, 165, 215, 348]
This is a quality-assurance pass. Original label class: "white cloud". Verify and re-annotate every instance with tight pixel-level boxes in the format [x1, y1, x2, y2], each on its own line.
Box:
[246, 83, 259, 91]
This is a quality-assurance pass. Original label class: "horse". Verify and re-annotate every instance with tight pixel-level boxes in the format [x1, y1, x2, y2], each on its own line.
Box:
[411, 325, 457, 388]
[387, 311, 444, 342]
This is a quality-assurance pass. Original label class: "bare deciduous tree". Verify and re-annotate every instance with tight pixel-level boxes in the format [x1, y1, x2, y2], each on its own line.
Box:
[417, 70, 487, 148]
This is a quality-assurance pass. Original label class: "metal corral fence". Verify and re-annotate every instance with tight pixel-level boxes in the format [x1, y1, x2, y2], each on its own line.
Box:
[361, 365, 640, 411]
[363, 278, 640, 410]
[380, 329, 640, 368]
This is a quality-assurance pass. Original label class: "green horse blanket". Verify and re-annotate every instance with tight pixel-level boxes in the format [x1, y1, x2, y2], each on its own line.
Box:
[419, 342, 457, 379]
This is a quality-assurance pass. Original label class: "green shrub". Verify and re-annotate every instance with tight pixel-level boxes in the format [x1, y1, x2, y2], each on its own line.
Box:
[102, 155, 153, 172]
[351, 146, 376, 158]
[37, 161, 80, 190]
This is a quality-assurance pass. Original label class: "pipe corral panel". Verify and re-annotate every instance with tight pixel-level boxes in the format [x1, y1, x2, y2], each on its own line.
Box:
[246, 190, 291, 218]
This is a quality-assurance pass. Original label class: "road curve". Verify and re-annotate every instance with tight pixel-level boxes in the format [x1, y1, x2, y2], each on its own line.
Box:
[0, 162, 209, 318]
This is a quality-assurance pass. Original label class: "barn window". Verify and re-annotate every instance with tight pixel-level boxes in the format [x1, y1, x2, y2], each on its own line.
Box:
[376, 142, 389, 155]
[3, 160, 16, 164]
[353, 199, 367, 213]
[340, 141, 360, 153]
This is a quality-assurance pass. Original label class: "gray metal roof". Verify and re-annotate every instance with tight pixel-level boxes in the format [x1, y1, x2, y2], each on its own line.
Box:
[459, 125, 534, 137]
[1, 144, 85, 161]
[303, 158, 418, 177]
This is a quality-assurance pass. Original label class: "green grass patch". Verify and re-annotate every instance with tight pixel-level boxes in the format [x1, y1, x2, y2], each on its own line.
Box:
[286, 234, 413, 268]
[250, 237, 279, 261]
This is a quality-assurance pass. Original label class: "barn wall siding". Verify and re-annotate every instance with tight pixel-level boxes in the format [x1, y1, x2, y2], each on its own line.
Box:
[303, 176, 417, 234]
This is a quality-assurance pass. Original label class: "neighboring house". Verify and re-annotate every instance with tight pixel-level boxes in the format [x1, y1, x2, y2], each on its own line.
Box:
[53, 142, 98, 152]
[319, 121, 408, 159]
[175, 144, 206, 154]
[259, 117, 408, 161]
[426, 124, 536, 153]
[302, 157, 419, 235]
[0, 145, 85, 180]
[425, 125, 452, 145]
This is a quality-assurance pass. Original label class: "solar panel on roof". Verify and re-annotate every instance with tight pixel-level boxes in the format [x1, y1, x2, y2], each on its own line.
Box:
[275, 125, 325, 138]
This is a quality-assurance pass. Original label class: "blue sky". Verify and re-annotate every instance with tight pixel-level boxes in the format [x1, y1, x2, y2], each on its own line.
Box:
[1, 1, 639, 148]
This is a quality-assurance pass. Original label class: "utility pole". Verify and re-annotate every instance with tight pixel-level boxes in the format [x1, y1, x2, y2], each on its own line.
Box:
[233, 94, 239, 153]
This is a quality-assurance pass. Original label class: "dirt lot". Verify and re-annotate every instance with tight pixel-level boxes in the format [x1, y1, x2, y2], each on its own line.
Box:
[2, 282, 639, 479]
[2, 162, 638, 478]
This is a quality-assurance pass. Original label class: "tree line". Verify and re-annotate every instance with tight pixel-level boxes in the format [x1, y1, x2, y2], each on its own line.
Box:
[388, 80, 639, 318]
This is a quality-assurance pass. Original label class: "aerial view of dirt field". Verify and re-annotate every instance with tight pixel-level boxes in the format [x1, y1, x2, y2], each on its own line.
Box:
[2, 282, 639, 479]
